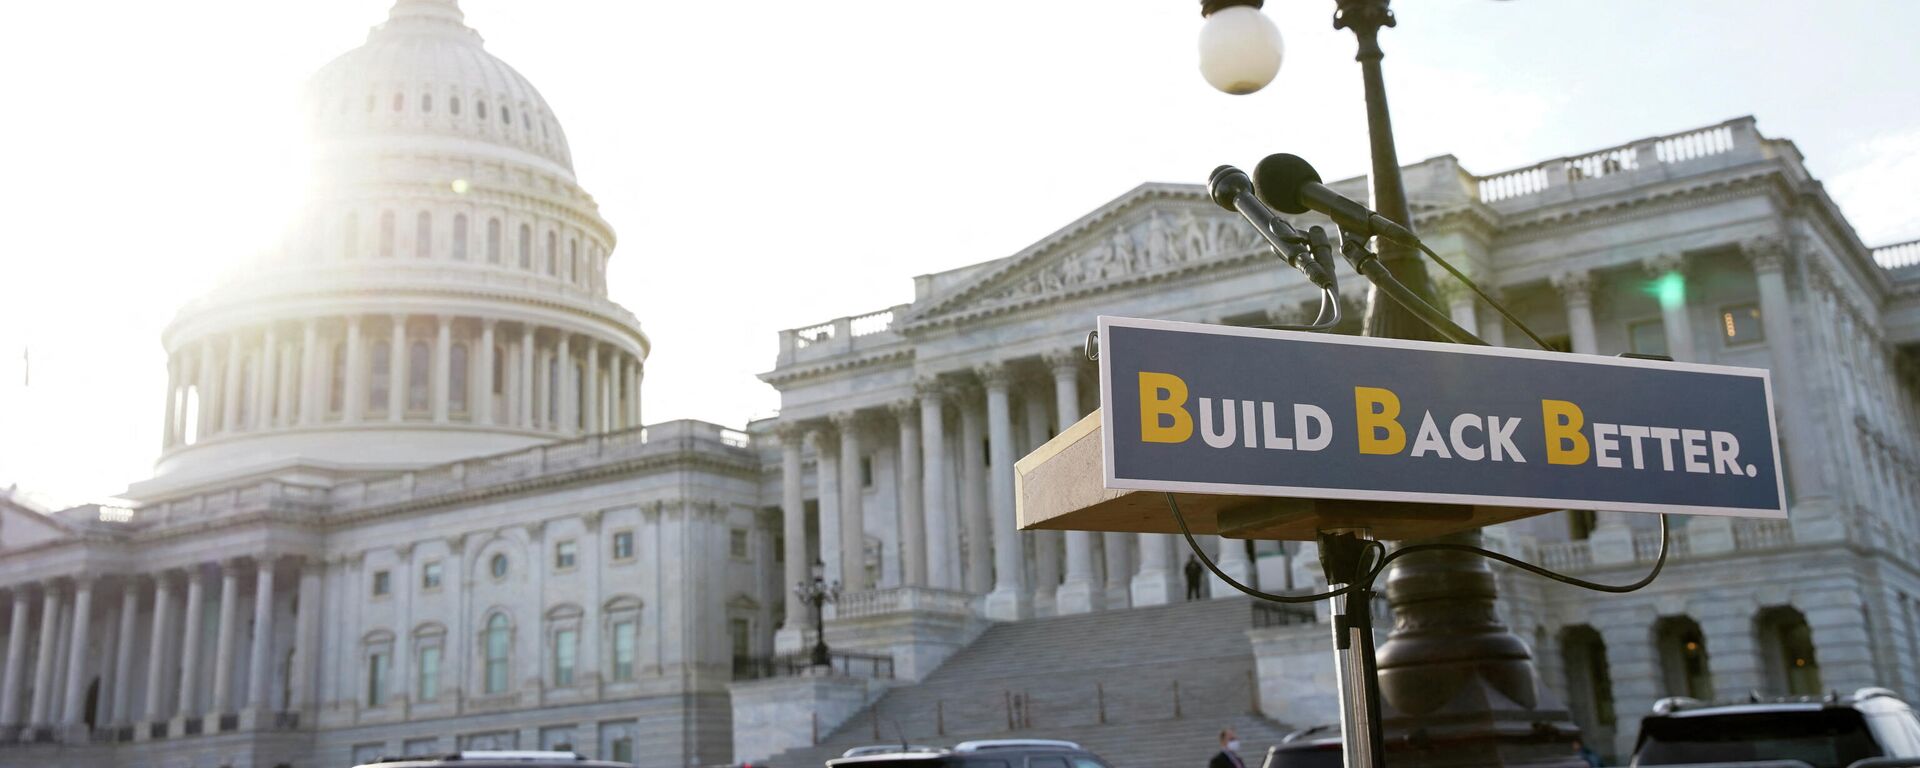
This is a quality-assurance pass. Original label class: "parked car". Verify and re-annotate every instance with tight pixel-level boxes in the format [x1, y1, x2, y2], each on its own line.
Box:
[1260, 726, 1341, 768]
[845, 745, 941, 758]
[352, 749, 634, 767]
[825, 739, 1112, 767]
[1630, 688, 1920, 768]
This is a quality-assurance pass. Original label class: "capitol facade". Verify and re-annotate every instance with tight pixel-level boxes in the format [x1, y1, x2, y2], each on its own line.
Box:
[2, 1, 1918, 767]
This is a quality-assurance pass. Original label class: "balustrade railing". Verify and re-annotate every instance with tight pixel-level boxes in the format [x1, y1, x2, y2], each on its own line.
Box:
[835, 586, 977, 620]
[1874, 239, 1920, 270]
[1733, 518, 1793, 551]
[1536, 539, 1594, 571]
[1475, 118, 1752, 205]
[1654, 123, 1736, 164]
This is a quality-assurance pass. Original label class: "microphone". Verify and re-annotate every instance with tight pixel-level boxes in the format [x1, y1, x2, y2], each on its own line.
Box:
[1207, 165, 1334, 290]
[1253, 153, 1422, 249]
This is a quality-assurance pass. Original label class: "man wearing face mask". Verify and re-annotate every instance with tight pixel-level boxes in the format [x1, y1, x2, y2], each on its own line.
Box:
[1210, 727, 1246, 768]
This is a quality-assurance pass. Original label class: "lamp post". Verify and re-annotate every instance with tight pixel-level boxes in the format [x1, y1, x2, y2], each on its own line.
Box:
[794, 558, 841, 668]
[1196, 3, 1585, 766]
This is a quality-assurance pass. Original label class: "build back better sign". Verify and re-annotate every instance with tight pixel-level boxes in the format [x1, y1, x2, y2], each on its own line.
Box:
[1098, 316, 1786, 518]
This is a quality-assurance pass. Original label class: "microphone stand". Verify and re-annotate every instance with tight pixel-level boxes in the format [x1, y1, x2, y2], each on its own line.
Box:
[1337, 228, 1484, 346]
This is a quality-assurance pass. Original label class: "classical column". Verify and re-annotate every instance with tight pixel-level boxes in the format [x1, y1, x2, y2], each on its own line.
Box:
[174, 568, 207, 722]
[110, 581, 139, 726]
[584, 339, 600, 433]
[388, 315, 407, 422]
[1743, 237, 1827, 504]
[59, 578, 93, 730]
[980, 363, 1028, 620]
[812, 427, 842, 590]
[432, 315, 452, 423]
[478, 320, 497, 426]
[1477, 288, 1509, 347]
[195, 339, 217, 438]
[0, 589, 30, 731]
[1104, 533, 1132, 610]
[1645, 254, 1696, 361]
[959, 390, 990, 594]
[298, 318, 320, 425]
[1551, 270, 1598, 354]
[1211, 536, 1252, 598]
[245, 560, 275, 719]
[343, 316, 365, 422]
[143, 574, 175, 725]
[917, 379, 957, 591]
[1441, 281, 1479, 338]
[892, 400, 926, 587]
[519, 325, 535, 428]
[221, 334, 243, 433]
[1051, 352, 1099, 615]
[209, 562, 240, 717]
[257, 326, 278, 429]
[161, 357, 180, 449]
[289, 560, 322, 715]
[630, 361, 644, 427]
[832, 411, 867, 591]
[778, 425, 808, 632]
[28, 584, 61, 728]
[1131, 532, 1179, 607]
[556, 333, 573, 433]
[1023, 391, 1059, 615]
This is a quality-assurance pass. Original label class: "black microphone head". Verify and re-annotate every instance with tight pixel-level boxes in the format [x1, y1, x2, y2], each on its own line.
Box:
[1206, 165, 1252, 212]
[1252, 153, 1321, 215]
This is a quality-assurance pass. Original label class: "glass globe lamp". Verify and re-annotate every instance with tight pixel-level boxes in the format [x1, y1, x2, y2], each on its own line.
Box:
[1198, 2, 1284, 95]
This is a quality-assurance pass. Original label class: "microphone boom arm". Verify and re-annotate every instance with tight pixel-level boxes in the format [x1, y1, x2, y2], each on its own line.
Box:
[1338, 229, 1486, 346]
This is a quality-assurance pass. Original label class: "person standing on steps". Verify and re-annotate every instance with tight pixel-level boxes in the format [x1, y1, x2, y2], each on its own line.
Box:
[1209, 727, 1245, 768]
[1184, 553, 1205, 600]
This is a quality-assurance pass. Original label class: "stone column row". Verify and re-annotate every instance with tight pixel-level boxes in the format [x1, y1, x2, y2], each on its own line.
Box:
[161, 318, 646, 446]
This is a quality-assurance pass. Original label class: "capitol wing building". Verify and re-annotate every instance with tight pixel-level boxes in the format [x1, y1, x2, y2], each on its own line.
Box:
[2, 1, 1920, 767]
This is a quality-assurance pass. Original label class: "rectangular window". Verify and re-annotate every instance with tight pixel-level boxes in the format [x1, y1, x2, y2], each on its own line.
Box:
[368, 651, 390, 707]
[774, 534, 785, 562]
[421, 560, 442, 590]
[372, 570, 391, 597]
[612, 621, 636, 681]
[1629, 319, 1668, 357]
[555, 540, 578, 570]
[611, 530, 635, 561]
[1720, 302, 1763, 345]
[860, 456, 873, 488]
[729, 529, 749, 560]
[418, 646, 441, 701]
[730, 618, 752, 660]
[554, 629, 578, 686]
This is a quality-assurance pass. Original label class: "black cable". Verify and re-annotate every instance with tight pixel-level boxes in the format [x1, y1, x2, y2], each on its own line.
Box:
[1342, 235, 1487, 346]
[1165, 492, 1382, 603]
[1256, 287, 1343, 332]
[1363, 513, 1671, 594]
[1413, 240, 1555, 351]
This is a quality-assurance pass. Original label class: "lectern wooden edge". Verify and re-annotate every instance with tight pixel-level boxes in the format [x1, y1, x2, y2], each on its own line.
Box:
[1015, 410, 1553, 541]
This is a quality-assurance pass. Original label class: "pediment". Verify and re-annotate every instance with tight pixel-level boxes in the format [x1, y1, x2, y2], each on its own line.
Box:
[901, 183, 1269, 329]
[0, 497, 76, 552]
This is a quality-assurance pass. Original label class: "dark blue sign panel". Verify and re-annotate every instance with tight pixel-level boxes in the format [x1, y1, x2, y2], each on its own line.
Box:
[1098, 316, 1785, 518]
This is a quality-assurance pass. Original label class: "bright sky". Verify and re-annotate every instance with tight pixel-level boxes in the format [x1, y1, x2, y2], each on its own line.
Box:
[1, 0, 1916, 509]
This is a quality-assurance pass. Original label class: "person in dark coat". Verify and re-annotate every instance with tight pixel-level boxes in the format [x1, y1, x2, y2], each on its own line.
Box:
[1209, 727, 1245, 768]
[1184, 554, 1205, 600]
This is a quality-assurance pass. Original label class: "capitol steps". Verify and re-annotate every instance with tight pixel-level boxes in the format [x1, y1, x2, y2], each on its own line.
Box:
[763, 597, 1305, 768]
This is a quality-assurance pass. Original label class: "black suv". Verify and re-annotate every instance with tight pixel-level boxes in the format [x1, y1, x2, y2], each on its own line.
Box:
[1631, 687, 1920, 768]
[824, 739, 1113, 768]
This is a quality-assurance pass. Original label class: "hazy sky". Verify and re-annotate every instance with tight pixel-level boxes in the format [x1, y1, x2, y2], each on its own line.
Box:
[1, 0, 1916, 508]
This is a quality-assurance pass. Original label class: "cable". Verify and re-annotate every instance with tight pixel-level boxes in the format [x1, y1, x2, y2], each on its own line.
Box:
[1363, 514, 1671, 594]
[1341, 235, 1487, 346]
[1413, 240, 1555, 351]
[1257, 287, 1343, 332]
[1165, 492, 1382, 603]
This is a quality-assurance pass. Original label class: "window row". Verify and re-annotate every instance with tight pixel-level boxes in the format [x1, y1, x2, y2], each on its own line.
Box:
[320, 90, 560, 145]
[367, 531, 641, 597]
[363, 607, 641, 708]
[335, 210, 605, 290]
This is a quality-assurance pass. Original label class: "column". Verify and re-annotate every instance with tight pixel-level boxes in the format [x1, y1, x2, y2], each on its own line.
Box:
[342, 316, 364, 422]
[174, 568, 207, 722]
[1477, 288, 1509, 347]
[143, 574, 174, 726]
[556, 333, 573, 433]
[892, 401, 926, 587]
[1551, 270, 1598, 354]
[477, 320, 496, 426]
[1052, 353, 1099, 614]
[28, 584, 61, 728]
[59, 578, 93, 730]
[245, 560, 276, 718]
[0, 589, 30, 731]
[1599, 617, 1661, 757]
[1697, 604, 1763, 697]
[980, 363, 1028, 620]
[432, 315, 452, 423]
[958, 389, 991, 594]
[277, 337, 297, 427]
[221, 334, 243, 433]
[778, 425, 808, 631]
[812, 427, 842, 590]
[1131, 533, 1179, 607]
[257, 326, 278, 429]
[289, 560, 321, 715]
[195, 339, 216, 438]
[1442, 282, 1479, 338]
[1645, 254, 1696, 361]
[1211, 536, 1252, 598]
[161, 357, 180, 449]
[388, 315, 407, 422]
[209, 562, 240, 717]
[1104, 533, 1132, 610]
[629, 361, 643, 427]
[918, 379, 957, 591]
[111, 582, 139, 726]
[298, 319, 320, 425]
[1022, 391, 1058, 616]
[519, 325, 535, 428]
[832, 412, 867, 591]
[1744, 238, 1826, 503]
[584, 339, 600, 433]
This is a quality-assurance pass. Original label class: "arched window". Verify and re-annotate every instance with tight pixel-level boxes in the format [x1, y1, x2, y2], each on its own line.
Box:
[1559, 625, 1616, 747]
[379, 211, 395, 259]
[408, 341, 430, 412]
[517, 224, 532, 268]
[477, 100, 488, 120]
[568, 239, 578, 284]
[547, 357, 560, 425]
[492, 346, 505, 396]
[486, 218, 502, 264]
[450, 96, 461, 116]
[501, 106, 511, 125]
[341, 212, 359, 259]
[420, 93, 432, 113]
[1655, 616, 1713, 699]
[1757, 607, 1821, 695]
[370, 340, 392, 415]
[392, 92, 404, 112]
[452, 214, 469, 261]
[329, 342, 346, 413]
[415, 211, 432, 258]
[545, 231, 557, 275]
[483, 613, 510, 694]
[450, 342, 469, 413]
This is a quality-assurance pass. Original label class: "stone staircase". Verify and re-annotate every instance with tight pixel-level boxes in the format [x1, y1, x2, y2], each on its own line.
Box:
[764, 597, 1306, 767]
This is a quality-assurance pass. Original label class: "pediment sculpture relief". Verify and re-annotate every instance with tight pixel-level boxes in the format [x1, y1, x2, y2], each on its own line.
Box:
[979, 208, 1263, 305]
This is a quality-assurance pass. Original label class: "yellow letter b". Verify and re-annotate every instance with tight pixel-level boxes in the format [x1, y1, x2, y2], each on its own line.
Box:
[1354, 386, 1406, 455]
[1138, 372, 1193, 443]
[1542, 399, 1591, 466]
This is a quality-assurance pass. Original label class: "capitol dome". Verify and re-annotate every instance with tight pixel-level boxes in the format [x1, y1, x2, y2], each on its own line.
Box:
[137, 0, 648, 499]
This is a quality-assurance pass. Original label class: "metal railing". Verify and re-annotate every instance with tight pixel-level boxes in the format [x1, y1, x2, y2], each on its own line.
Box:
[733, 650, 896, 681]
[1251, 600, 1316, 628]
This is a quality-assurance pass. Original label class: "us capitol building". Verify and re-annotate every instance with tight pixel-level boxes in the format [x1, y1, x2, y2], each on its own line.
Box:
[2, 1, 1918, 766]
